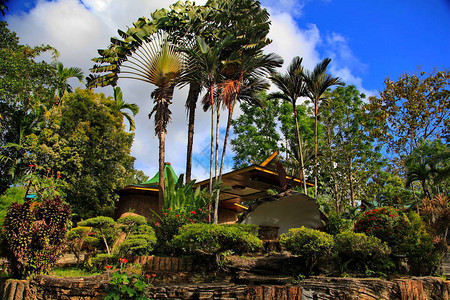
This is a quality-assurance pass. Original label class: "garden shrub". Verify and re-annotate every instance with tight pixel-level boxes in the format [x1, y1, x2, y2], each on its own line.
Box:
[1, 197, 71, 278]
[404, 212, 441, 275]
[118, 225, 157, 257]
[334, 231, 393, 277]
[66, 226, 91, 263]
[171, 223, 262, 256]
[78, 216, 117, 254]
[322, 211, 353, 235]
[280, 227, 334, 275]
[91, 253, 117, 270]
[354, 207, 410, 254]
[151, 208, 209, 255]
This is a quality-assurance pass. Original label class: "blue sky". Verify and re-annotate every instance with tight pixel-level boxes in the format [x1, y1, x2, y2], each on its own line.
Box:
[2, 0, 449, 179]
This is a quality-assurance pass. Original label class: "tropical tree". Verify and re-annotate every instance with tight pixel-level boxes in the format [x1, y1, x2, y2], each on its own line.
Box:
[366, 70, 450, 163]
[111, 86, 139, 131]
[405, 140, 450, 199]
[146, 36, 185, 211]
[50, 61, 84, 101]
[0, 0, 8, 16]
[270, 57, 308, 193]
[303, 58, 343, 199]
[0, 21, 57, 194]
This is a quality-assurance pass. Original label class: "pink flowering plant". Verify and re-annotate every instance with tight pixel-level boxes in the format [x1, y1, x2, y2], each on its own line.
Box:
[354, 207, 410, 254]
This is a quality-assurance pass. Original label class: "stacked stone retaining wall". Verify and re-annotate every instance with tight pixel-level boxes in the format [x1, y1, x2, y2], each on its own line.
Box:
[1, 275, 449, 300]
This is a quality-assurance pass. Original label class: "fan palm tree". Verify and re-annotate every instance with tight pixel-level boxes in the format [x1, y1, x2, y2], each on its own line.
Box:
[303, 58, 343, 199]
[50, 61, 84, 100]
[270, 57, 308, 193]
[144, 36, 185, 210]
[112, 87, 139, 131]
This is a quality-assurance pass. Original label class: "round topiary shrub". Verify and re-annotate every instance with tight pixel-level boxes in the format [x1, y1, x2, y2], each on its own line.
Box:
[334, 230, 393, 276]
[354, 207, 410, 254]
[171, 223, 262, 256]
[280, 226, 334, 275]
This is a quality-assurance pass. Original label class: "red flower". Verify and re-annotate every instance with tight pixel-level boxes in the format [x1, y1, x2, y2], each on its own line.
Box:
[191, 211, 196, 214]
[119, 258, 128, 264]
[176, 215, 179, 217]
[152, 273, 157, 277]
[29, 164, 35, 167]
[105, 265, 113, 269]
[373, 209, 378, 212]
[163, 213, 167, 215]
[46, 169, 50, 172]
[199, 208, 202, 211]
[155, 222, 160, 226]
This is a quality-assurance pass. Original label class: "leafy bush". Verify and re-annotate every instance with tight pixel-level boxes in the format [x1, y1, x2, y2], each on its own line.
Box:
[354, 207, 410, 254]
[66, 226, 91, 263]
[322, 212, 353, 235]
[404, 212, 441, 275]
[151, 208, 209, 255]
[0, 187, 25, 227]
[171, 223, 262, 256]
[78, 216, 117, 254]
[118, 225, 157, 257]
[280, 227, 334, 275]
[164, 173, 211, 211]
[91, 253, 117, 270]
[1, 197, 71, 278]
[334, 231, 393, 276]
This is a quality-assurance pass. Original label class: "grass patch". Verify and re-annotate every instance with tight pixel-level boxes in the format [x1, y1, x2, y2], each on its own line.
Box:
[49, 266, 101, 277]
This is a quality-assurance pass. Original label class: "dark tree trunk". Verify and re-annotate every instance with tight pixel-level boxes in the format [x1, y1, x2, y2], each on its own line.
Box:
[185, 83, 200, 184]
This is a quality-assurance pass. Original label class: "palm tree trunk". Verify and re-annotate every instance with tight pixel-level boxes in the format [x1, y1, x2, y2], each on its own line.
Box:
[213, 106, 221, 224]
[185, 83, 200, 184]
[314, 99, 319, 199]
[293, 105, 308, 194]
[209, 107, 214, 195]
[158, 126, 166, 213]
[219, 99, 235, 180]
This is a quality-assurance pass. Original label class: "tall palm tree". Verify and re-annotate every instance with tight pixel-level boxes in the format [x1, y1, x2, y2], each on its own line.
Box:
[303, 58, 343, 199]
[89, 30, 184, 212]
[269, 57, 308, 193]
[112, 87, 139, 131]
[145, 36, 184, 210]
[50, 61, 84, 100]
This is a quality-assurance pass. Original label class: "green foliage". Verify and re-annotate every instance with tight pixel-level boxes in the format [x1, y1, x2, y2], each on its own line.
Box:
[1, 197, 71, 278]
[164, 173, 210, 211]
[118, 224, 157, 257]
[322, 211, 353, 235]
[0, 21, 58, 194]
[320, 85, 384, 210]
[66, 226, 90, 263]
[151, 208, 210, 255]
[231, 92, 282, 168]
[106, 269, 150, 300]
[54, 89, 135, 219]
[334, 231, 393, 276]
[78, 216, 117, 254]
[354, 207, 410, 254]
[405, 139, 449, 199]
[366, 70, 450, 161]
[171, 223, 262, 256]
[91, 253, 117, 270]
[280, 227, 334, 275]
[404, 212, 442, 275]
[0, 186, 25, 226]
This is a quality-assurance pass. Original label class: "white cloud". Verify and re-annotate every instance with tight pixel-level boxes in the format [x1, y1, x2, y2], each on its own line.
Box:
[5, 0, 375, 180]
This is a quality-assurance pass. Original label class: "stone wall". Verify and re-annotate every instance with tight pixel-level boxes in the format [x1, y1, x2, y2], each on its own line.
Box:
[1, 275, 449, 300]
